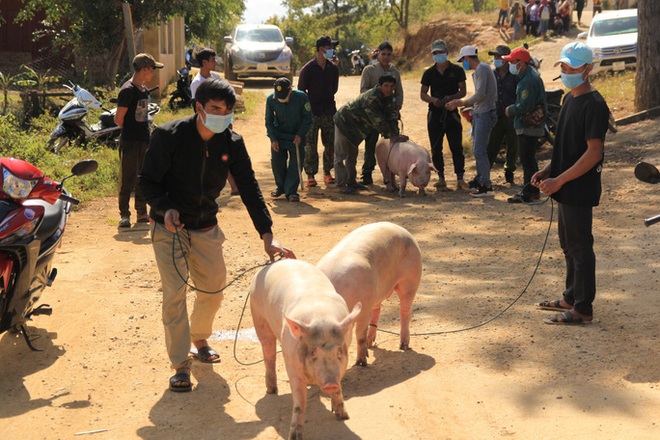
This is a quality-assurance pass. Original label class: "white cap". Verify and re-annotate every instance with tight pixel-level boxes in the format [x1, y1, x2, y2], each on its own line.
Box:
[455, 45, 478, 62]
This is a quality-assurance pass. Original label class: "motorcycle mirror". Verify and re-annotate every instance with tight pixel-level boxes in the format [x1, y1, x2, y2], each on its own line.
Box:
[634, 162, 660, 184]
[71, 160, 99, 177]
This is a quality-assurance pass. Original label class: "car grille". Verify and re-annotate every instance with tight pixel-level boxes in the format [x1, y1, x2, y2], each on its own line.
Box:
[601, 44, 636, 56]
[243, 50, 281, 63]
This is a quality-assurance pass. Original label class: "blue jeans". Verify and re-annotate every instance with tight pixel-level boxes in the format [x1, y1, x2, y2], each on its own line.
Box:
[472, 110, 497, 187]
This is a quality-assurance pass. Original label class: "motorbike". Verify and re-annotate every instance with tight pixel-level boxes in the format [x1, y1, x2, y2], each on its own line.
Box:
[48, 82, 160, 154]
[168, 65, 193, 110]
[0, 158, 98, 350]
[634, 161, 659, 227]
[350, 49, 366, 75]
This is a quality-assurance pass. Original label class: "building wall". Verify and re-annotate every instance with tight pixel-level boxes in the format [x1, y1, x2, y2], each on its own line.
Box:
[142, 17, 185, 98]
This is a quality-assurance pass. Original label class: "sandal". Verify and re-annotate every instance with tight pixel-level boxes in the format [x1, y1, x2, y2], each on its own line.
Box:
[169, 372, 192, 392]
[543, 310, 591, 325]
[536, 298, 571, 311]
[287, 194, 300, 202]
[195, 345, 221, 363]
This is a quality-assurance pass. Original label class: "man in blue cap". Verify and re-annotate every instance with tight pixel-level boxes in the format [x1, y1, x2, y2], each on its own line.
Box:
[532, 42, 610, 325]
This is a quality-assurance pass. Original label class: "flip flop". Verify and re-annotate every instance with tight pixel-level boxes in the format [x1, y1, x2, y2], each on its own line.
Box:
[536, 298, 571, 311]
[195, 345, 221, 363]
[169, 372, 192, 392]
[543, 310, 591, 325]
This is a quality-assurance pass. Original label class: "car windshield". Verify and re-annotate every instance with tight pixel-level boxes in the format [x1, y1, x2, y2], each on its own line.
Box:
[235, 28, 283, 43]
[591, 16, 638, 37]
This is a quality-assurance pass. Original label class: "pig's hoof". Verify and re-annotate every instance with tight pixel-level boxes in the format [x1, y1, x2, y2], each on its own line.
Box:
[355, 359, 368, 367]
[399, 343, 410, 350]
[334, 409, 350, 420]
[288, 426, 304, 440]
[266, 386, 278, 394]
[398, 193, 405, 198]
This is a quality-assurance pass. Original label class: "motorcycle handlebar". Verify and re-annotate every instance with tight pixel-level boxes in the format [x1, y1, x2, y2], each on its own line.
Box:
[644, 215, 660, 227]
[59, 193, 80, 205]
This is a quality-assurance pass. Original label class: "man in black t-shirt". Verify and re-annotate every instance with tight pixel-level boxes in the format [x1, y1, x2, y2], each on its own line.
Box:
[115, 53, 163, 228]
[532, 42, 610, 325]
[420, 39, 468, 191]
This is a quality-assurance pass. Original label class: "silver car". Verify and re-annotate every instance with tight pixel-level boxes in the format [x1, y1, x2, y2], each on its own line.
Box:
[223, 24, 294, 82]
[578, 9, 637, 73]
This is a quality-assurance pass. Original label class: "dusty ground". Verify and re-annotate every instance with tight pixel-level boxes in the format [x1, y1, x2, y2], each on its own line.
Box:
[1, 20, 659, 440]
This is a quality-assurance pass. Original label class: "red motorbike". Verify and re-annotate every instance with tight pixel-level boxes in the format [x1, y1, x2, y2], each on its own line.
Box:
[0, 158, 97, 350]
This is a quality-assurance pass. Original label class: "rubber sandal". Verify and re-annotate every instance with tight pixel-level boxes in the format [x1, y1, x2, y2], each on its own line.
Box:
[169, 372, 192, 392]
[536, 299, 571, 311]
[543, 310, 591, 325]
[195, 345, 221, 363]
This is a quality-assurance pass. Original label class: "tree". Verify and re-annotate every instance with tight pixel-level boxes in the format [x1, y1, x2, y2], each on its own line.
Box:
[634, 0, 659, 111]
[16, 0, 244, 85]
[389, 0, 411, 30]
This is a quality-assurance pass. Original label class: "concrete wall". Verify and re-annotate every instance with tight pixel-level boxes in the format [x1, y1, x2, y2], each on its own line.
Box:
[142, 16, 185, 98]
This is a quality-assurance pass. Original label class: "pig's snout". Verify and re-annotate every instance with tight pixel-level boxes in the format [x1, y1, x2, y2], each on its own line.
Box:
[320, 382, 341, 395]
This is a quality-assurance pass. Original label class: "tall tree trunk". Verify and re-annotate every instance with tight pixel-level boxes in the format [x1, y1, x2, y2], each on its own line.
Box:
[635, 0, 660, 111]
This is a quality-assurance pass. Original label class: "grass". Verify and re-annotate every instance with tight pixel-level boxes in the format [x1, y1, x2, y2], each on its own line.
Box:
[591, 69, 636, 117]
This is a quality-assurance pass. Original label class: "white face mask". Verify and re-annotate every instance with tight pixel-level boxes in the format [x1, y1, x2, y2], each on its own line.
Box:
[200, 108, 233, 134]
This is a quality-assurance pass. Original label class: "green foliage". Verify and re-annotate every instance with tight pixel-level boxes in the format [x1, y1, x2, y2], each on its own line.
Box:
[0, 71, 17, 115]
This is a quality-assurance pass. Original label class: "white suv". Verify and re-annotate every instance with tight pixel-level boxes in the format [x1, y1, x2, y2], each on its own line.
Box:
[578, 9, 637, 73]
[223, 24, 294, 82]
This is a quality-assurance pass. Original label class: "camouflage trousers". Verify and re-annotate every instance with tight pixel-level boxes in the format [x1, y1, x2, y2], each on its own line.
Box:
[303, 114, 335, 177]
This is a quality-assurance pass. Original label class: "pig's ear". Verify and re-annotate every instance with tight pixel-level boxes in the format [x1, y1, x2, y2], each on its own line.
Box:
[339, 302, 362, 332]
[285, 316, 309, 339]
[430, 163, 438, 172]
[407, 163, 417, 176]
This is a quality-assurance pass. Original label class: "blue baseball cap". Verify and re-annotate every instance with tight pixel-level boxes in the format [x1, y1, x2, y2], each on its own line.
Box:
[554, 42, 593, 68]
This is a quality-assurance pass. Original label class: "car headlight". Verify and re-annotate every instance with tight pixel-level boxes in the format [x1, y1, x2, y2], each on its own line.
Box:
[278, 47, 292, 62]
[592, 47, 602, 59]
[230, 46, 242, 56]
[2, 167, 38, 199]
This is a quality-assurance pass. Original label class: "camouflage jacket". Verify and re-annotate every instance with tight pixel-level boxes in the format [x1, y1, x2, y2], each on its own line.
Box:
[333, 86, 399, 146]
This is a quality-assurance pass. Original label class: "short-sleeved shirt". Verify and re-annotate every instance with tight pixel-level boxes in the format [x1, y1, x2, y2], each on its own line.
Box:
[190, 71, 220, 100]
[117, 81, 150, 141]
[550, 90, 610, 207]
[421, 63, 466, 113]
[297, 57, 339, 116]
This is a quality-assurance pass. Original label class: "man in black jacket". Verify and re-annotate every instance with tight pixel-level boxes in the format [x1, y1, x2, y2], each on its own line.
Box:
[139, 78, 295, 392]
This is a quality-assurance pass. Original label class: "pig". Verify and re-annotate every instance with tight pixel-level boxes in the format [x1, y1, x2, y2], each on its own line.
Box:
[376, 137, 437, 197]
[316, 222, 422, 367]
[249, 259, 362, 440]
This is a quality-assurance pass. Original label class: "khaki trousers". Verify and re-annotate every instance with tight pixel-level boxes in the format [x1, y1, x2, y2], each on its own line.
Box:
[150, 222, 226, 370]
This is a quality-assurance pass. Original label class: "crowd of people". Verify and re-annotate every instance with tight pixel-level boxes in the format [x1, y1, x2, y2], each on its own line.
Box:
[500, 0, 602, 40]
[112, 31, 611, 390]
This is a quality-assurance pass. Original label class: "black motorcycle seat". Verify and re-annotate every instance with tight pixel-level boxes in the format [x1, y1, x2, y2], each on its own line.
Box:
[24, 199, 66, 245]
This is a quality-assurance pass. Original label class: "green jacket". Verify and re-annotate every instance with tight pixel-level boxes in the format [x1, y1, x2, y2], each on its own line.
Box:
[507, 66, 547, 133]
[334, 86, 399, 146]
[265, 89, 313, 143]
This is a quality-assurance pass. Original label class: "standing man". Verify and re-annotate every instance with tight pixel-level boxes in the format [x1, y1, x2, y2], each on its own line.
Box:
[190, 47, 240, 196]
[486, 45, 518, 185]
[265, 77, 313, 202]
[115, 53, 163, 228]
[359, 41, 404, 185]
[298, 35, 340, 188]
[139, 78, 295, 392]
[533, 42, 610, 325]
[504, 47, 547, 203]
[420, 39, 468, 191]
[446, 45, 498, 197]
[334, 74, 407, 194]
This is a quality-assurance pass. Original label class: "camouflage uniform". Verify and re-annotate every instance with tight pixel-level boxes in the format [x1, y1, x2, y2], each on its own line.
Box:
[304, 115, 335, 177]
[333, 86, 399, 187]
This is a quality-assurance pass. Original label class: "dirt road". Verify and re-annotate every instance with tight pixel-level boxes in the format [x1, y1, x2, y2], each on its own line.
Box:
[1, 47, 659, 439]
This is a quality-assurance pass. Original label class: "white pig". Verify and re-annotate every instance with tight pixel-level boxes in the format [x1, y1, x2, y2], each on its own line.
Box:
[249, 259, 362, 440]
[317, 222, 422, 367]
[376, 137, 437, 197]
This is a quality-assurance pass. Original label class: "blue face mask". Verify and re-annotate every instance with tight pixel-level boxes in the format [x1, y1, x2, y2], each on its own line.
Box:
[494, 59, 504, 69]
[433, 53, 447, 64]
[323, 49, 335, 60]
[561, 71, 586, 90]
[201, 108, 233, 134]
[508, 62, 519, 75]
[462, 59, 470, 70]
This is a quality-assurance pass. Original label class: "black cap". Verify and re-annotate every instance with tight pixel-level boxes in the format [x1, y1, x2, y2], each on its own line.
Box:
[488, 45, 511, 56]
[316, 35, 339, 50]
[273, 77, 292, 99]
